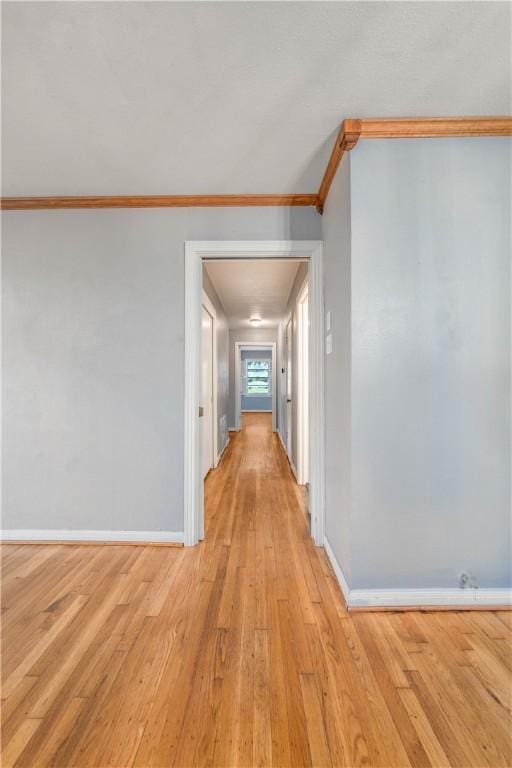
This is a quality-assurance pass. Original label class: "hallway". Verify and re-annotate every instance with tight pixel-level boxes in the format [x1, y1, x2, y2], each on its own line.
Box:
[1, 413, 510, 767]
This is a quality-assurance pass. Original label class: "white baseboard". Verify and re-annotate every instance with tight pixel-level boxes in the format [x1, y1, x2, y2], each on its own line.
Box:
[323, 536, 511, 611]
[240, 409, 272, 413]
[217, 436, 230, 463]
[348, 587, 512, 609]
[323, 537, 350, 603]
[1, 529, 184, 545]
[289, 460, 298, 480]
[277, 430, 298, 479]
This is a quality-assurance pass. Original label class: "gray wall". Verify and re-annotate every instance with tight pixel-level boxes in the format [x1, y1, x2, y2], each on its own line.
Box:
[240, 348, 272, 412]
[323, 137, 511, 590]
[2, 206, 320, 534]
[228, 327, 278, 428]
[350, 137, 511, 589]
[322, 156, 353, 581]
[202, 266, 229, 454]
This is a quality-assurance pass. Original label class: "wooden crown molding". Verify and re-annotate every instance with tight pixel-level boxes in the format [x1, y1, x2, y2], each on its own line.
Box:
[316, 116, 512, 213]
[357, 116, 512, 140]
[0, 193, 318, 211]
[2, 117, 510, 213]
[316, 119, 361, 213]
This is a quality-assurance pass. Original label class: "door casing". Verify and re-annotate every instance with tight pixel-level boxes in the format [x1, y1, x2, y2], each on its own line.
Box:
[184, 241, 325, 547]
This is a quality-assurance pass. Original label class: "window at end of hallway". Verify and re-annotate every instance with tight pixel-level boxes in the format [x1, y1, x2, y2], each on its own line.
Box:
[244, 359, 271, 395]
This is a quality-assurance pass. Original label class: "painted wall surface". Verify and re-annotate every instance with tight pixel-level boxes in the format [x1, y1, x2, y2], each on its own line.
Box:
[350, 138, 511, 589]
[202, 267, 229, 454]
[279, 262, 308, 473]
[228, 327, 278, 428]
[240, 348, 272, 412]
[2, 206, 320, 533]
[321, 156, 352, 581]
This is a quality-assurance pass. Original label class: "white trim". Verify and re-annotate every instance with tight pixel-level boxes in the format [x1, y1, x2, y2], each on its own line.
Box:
[296, 275, 309, 305]
[235, 342, 276, 432]
[324, 537, 350, 603]
[348, 588, 512, 609]
[217, 436, 230, 464]
[201, 290, 217, 321]
[202, 290, 218, 471]
[323, 537, 511, 610]
[241, 409, 272, 413]
[185, 241, 325, 547]
[184, 244, 203, 546]
[1, 529, 184, 544]
[277, 429, 298, 479]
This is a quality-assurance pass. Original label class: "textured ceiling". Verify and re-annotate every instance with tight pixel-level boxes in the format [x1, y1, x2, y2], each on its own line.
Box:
[2, 1, 510, 196]
[205, 259, 302, 329]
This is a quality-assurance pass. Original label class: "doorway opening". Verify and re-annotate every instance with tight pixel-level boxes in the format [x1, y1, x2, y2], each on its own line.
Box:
[184, 241, 324, 548]
[234, 342, 277, 432]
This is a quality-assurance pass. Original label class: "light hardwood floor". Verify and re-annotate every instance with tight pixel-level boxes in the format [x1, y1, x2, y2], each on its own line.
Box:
[1, 412, 511, 767]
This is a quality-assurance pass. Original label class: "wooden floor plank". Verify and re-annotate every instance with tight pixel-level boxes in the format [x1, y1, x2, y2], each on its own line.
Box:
[1, 413, 510, 767]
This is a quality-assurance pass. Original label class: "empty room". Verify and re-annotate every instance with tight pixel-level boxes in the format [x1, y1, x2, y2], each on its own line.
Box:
[1, 2, 511, 767]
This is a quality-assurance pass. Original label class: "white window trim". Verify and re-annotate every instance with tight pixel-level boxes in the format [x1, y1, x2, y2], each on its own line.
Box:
[184, 240, 325, 548]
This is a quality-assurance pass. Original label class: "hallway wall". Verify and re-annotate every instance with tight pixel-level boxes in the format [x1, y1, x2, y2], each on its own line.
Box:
[350, 137, 511, 590]
[322, 156, 352, 582]
[2, 207, 320, 536]
[323, 136, 511, 591]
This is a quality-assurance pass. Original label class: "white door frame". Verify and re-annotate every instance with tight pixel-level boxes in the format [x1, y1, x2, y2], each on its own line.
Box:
[235, 342, 277, 431]
[184, 241, 324, 547]
[201, 290, 218, 470]
[296, 278, 309, 485]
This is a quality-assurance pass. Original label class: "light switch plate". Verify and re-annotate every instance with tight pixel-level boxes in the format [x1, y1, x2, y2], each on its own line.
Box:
[326, 311, 332, 332]
[326, 334, 332, 355]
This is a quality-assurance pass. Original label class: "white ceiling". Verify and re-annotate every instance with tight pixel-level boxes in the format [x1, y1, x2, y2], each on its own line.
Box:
[205, 259, 302, 329]
[2, 2, 510, 196]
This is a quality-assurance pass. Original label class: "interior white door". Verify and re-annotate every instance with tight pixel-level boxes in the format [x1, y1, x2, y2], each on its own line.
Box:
[300, 291, 309, 484]
[285, 317, 293, 458]
[201, 305, 214, 479]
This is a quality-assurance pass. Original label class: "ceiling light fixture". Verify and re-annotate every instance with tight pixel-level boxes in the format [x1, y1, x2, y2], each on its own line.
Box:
[250, 317, 262, 326]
